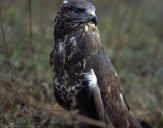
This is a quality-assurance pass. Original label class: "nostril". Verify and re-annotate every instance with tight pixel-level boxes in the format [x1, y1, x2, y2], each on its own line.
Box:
[88, 10, 95, 17]
[89, 14, 93, 17]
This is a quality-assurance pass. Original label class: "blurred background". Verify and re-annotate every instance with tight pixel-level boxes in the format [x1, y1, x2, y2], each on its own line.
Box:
[0, 0, 163, 127]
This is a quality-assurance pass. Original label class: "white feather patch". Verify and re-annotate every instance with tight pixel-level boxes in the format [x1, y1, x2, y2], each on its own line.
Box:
[120, 93, 126, 107]
[84, 69, 97, 89]
[115, 72, 118, 77]
[88, 23, 96, 28]
[69, 37, 76, 44]
[63, 0, 68, 4]
[85, 25, 89, 32]
[58, 43, 64, 53]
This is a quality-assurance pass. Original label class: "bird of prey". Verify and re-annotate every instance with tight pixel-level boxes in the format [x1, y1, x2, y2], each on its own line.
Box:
[50, 0, 152, 128]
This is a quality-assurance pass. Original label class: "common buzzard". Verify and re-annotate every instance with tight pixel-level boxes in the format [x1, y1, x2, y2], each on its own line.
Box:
[50, 0, 152, 128]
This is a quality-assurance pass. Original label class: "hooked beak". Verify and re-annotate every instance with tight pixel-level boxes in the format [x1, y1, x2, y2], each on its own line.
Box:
[88, 10, 97, 26]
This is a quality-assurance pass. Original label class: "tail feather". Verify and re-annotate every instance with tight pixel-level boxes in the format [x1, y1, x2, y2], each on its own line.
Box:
[128, 111, 153, 128]
[140, 120, 153, 128]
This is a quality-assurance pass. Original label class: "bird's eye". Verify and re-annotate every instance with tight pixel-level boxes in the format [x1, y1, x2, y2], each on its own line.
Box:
[73, 7, 85, 13]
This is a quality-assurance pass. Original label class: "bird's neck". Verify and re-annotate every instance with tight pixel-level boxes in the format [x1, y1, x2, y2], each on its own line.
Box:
[54, 21, 102, 56]
[54, 21, 84, 41]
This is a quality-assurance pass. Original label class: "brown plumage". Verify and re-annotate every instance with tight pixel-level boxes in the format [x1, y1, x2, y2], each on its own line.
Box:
[50, 0, 152, 128]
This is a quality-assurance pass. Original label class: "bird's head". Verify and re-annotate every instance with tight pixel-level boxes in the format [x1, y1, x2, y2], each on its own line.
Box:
[58, 0, 97, 26]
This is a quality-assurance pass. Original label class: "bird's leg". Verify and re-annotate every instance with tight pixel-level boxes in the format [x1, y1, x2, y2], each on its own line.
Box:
[128, 111, 143, 128]
[91, 84, 105, 122]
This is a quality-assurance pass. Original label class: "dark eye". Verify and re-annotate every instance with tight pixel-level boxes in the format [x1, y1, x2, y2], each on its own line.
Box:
[73, 7, 85, 13]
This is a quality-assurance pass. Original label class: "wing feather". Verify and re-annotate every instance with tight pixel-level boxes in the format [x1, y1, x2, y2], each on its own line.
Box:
[84, 69, 105, 122]
[85, 51, 130, 128]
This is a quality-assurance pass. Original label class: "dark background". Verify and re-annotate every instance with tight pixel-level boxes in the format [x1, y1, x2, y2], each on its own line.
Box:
[0, 0, 163, 127]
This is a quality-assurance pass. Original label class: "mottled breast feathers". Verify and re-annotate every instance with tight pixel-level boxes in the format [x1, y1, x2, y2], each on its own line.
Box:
[51, 19, 102, 108]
